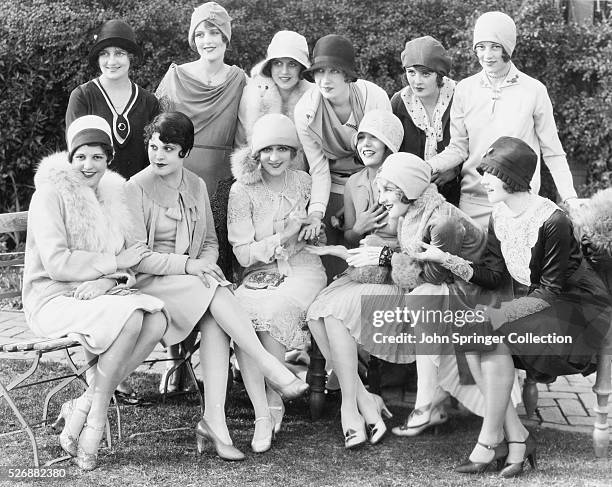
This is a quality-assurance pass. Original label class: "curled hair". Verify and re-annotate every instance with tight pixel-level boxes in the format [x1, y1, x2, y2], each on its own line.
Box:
[404, 64, 445, 88]
[69, 143, 114, 164]
[144, 112, 194, 157]
[261, 58, 307, 78]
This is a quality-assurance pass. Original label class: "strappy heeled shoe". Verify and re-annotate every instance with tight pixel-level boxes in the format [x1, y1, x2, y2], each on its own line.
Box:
[391, 404, 447, 437]
[269, 404, 285, 435]
[52, 399, 89, 457]
[195, 419, 245, 461]
[267, 376, 309, 401]
[74, 423, 106, 471]
[366, 394, 391, 445]
[455, 440, 509, 474]
[500, 434, 537, 478]
[251, 416, 275, 453]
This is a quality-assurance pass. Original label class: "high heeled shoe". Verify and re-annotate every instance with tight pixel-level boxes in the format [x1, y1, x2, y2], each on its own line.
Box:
[371, 393, 393, 419]
[269, 404, 285, 435]
[195, 419, 245, 461]
[266, 376, 309, 401]
[251, 416, 275, 453]
[499, 434, 537, 478]
[391, 404, 447, 437]
[158, 366, 181, 395]
[74, 423, 106, 471]
[455, 440, 509, 474]
[52, 399, 89, 457]
[343, 414, 367, 449]
[367, 418, 387, 445]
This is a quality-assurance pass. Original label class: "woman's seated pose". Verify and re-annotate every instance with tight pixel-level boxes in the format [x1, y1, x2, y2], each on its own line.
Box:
[22, 115, 168, 470]
[345, 152, 518, 439]
[227, 114, 327, 452]
[412, 136, 612, 477]
[305, 110, 406, 448]
[126, 112, 309, 461]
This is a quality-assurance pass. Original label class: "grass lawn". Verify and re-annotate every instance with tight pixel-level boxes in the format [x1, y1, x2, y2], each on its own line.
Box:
[0, 359, 610, 487]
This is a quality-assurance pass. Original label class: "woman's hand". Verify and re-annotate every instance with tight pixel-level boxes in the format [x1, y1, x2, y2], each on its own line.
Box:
[74, 278, 115, 300]
[298, 213, 323, 242]
[185, 258, 227, 288]
[116, 243, 152, 269]
[410, 241, 445, 264]
[432, 167, 459, 187]
[346, 246, 383, 267]
[304, 244, 350, 260]
[352, 205, 387, 236]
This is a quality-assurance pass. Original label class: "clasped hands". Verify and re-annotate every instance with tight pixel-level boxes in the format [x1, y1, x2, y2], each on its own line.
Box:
[74, 242, 152, 300]
[185, 258, 229, 288]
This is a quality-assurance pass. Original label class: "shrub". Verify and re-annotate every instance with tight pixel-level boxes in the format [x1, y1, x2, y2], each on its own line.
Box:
[1, 0, 611, 214]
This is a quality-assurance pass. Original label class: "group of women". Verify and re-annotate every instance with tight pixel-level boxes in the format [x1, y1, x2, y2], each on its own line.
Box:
[22, 1, 612, 478]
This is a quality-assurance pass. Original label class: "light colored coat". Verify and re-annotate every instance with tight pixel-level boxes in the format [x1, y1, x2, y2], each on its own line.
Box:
[22, 151, 134, 321]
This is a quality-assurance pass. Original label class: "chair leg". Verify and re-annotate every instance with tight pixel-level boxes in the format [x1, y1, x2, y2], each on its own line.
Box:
[523, 372, 539, 418]
[0, 379, 40, 467]
[307, 337, 326, 420]
[592, 353, 611, 458]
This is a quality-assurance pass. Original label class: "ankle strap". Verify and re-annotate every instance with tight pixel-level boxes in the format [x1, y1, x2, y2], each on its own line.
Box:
[477, 440, 504, 450]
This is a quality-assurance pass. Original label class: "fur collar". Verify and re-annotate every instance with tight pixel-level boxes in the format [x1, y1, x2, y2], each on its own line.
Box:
[242, 65, 312, 140]
[231, 147, 261, 185]
[571, 188, 612, 255]
[34, 151, 132, 253]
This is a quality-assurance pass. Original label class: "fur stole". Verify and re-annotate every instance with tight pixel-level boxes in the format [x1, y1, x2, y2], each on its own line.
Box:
[34, 151, 132, 254]
[570, 188, 612, 257]
[233, 62, 311, 172]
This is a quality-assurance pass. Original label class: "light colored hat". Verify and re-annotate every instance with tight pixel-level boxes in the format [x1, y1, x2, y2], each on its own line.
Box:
[251, 114, 299, 155]
[377, 152, 431, 200]
[66, 115, 114, 160]
[261, 31, 310, 76]
[473, 11, 516, 57]
[351, 110, 404, 154]
[188, 2, 232, 52]
[401, 36, 451, 76]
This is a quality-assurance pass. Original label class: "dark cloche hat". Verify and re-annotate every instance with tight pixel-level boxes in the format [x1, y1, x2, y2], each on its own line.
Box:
[478, 136, 537, 191]
[88, 19, 142, 68]
[301, 34, 358, 83]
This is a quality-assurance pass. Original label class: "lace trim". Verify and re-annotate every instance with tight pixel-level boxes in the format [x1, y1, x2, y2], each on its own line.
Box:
[441, 252, 473, 282]
[240, 296, 311, 349]
[499, 296, 550, 323]
[492, 197, 559, 286]
[227, 171, 311, 225]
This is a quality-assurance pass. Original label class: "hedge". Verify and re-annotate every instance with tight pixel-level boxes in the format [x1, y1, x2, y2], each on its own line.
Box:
[1, 0, 611, 216]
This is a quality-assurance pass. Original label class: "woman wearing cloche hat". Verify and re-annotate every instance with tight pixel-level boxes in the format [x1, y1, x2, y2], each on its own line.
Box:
[234, 30, 312, 172]
[66, 19, 160, 179]
[413, 136, 612, 477]
[154, 2, 248, 392]
[294, 34, 392, 280]
[227, 114, 327, 452]
[426, 11, 579, 228]
[390, 35, 461, 206]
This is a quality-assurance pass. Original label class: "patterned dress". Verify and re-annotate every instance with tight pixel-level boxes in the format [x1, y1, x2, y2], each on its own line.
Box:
[228, 169, 326, 349]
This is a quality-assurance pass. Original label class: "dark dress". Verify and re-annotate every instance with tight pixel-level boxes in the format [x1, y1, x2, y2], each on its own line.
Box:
[66, 80, 160, 179]
[390, 88, 460, 206]
[466, 197, 612, 381]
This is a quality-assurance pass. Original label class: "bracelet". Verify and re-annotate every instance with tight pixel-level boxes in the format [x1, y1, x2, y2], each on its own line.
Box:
[379, 246, 394, 267]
